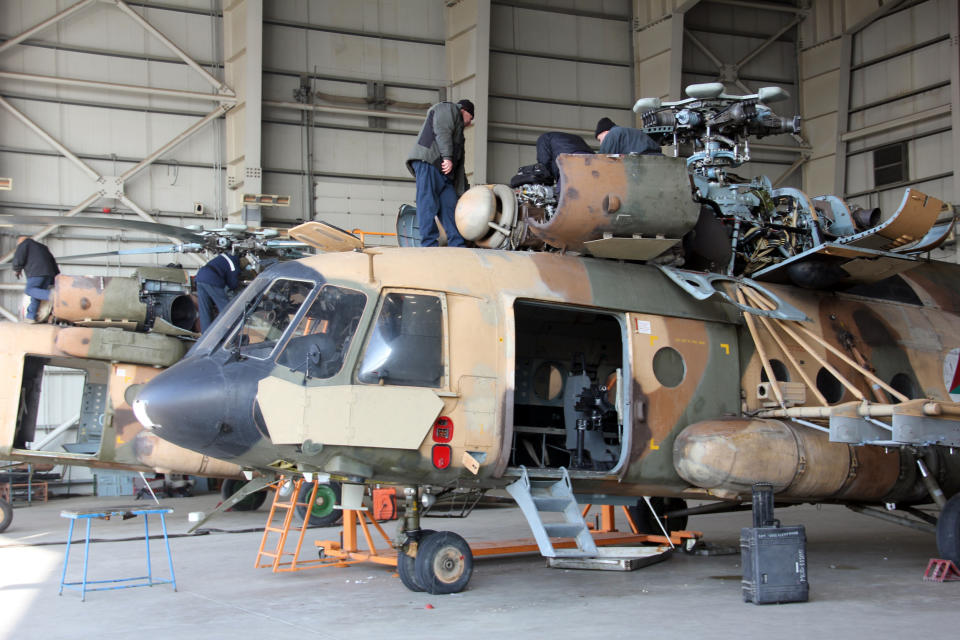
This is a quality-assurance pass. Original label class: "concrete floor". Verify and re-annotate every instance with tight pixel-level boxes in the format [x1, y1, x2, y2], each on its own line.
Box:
[1, 493, 957, 640]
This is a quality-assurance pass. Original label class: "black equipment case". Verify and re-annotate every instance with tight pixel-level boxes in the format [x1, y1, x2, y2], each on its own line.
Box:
[740, 484, 809, 604]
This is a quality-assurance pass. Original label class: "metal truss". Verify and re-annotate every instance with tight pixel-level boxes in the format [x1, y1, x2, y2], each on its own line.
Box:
[0, 0, 238, 271]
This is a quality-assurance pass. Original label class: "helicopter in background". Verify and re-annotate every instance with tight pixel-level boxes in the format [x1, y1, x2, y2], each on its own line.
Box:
[128, 83, 960, 595]
[0, 219, 333, 534]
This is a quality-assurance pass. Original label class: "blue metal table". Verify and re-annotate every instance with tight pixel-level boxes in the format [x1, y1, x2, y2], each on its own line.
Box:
[59, 505, 177, 601]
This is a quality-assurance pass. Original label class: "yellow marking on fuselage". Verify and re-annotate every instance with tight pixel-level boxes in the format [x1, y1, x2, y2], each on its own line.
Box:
[650, 335, 659, 346]
[649, 438, 660, 450]
[720, 343, 730, 355]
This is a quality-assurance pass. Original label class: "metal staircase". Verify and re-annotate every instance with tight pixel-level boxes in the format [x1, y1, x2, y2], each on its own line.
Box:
[505, 466, 598, 558]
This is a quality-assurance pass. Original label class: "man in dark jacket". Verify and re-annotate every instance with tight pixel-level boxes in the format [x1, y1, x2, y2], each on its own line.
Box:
[535, 131, 594, 183]
[595, 117, 662, 155]
[12, 236, 59, 322]
[195, 252, 241, 331]
[405, 99, 475, 247]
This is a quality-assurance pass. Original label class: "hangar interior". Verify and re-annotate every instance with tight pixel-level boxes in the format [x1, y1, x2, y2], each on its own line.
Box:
[0, 0, 958, 489]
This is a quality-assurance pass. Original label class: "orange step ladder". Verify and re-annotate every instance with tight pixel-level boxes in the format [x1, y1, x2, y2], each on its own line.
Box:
[254, 478, 328, 572]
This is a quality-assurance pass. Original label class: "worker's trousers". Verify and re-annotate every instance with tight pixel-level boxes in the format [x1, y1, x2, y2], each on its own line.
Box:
[412, 160, 465, 248]
[24, 275, 54, 320]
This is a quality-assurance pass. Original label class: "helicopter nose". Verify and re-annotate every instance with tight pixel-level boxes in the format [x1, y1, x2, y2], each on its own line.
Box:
[133, 357, 227, 454]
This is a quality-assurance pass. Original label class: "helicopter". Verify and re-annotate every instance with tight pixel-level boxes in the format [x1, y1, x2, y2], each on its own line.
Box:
[0, 220, 327, 534]
[130, 84, 960, 595]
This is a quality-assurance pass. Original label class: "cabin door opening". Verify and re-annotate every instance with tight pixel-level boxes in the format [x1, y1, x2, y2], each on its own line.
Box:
[510, 301, 626, 473]
[14, 356, 106, 457]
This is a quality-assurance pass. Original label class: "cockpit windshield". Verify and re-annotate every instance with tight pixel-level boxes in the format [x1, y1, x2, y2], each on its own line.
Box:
[276, 285, 366, 378]
[227, 278, 315, 359]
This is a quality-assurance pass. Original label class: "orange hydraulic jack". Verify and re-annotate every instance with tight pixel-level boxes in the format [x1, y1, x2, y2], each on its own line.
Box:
[305, 503, 703, 571]
[581, 504, 702, 550]
[312, 509, 400, 568]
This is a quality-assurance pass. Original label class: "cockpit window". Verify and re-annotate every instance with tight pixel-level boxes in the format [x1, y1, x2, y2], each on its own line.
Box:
[276, 285, 366, 378]
[358, 293, 444, 388]
[227, 278, 314, 359]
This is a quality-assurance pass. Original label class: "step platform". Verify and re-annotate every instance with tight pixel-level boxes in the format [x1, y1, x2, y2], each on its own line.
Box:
[546, 545, 672, 571]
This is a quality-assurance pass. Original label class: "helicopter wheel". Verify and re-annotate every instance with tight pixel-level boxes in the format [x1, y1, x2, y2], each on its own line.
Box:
[397, 530, 436, 592]
[0, 498, 11, 533]
[220, 478, 267, 512]
[937, 493, 960, 565]
[295, 481, 342, 527]
[414, 531, 473, 595]
[628, 497, 689, 535]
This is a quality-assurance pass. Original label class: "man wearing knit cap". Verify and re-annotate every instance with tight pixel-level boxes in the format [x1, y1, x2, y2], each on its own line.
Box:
[595, 117, 662, 156]
[406, 99, 475, 247]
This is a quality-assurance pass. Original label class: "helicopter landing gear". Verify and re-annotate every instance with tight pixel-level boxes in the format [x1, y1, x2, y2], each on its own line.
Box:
[415, 531, 473, 594]
[397, 487, 474, 594]
[0, 498, 11, 533]
[397, 529, 436, 592]
[937, 493, 960, 566]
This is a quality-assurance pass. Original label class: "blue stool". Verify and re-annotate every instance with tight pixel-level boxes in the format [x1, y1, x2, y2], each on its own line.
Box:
[59, 506, 177, 601]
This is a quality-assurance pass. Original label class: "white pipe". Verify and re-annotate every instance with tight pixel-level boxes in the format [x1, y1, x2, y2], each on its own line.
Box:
[0, 0, 97, 56]
[707, 0, 807, 13]
[0, 96, 102, 181]
[264, 100, 427, 121]
[840, 104, 951, 142]
[0, 71, 237, 104]
[489, 121, 594, 136]
[113, 0, 231, 94]
[32, 414, 81, 451]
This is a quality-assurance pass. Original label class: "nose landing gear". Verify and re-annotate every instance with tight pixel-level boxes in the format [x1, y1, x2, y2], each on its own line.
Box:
[397, 487, 474, 594]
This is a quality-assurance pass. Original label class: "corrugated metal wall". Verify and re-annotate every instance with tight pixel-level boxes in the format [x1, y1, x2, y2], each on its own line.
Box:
[844, 0, 955, 213]
[800, 0, 958, 264]
[259, 0, 447, 233]
[487, 0, 634, 184]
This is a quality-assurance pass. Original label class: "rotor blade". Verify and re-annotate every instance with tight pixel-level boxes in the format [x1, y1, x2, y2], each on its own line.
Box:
[0, 243, 205, 269]
[0, 214, 205, 242]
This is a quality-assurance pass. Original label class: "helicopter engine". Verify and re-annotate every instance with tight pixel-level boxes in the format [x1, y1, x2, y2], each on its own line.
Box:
[449, 82, 954, 290]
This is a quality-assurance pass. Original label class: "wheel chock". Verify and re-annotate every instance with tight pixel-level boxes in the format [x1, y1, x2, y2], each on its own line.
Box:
[922, 558, 960, 582]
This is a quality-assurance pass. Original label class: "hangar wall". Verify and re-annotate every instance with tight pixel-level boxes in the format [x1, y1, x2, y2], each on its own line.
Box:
[799, 0, 959, 262]
[0, 0, 958, 323]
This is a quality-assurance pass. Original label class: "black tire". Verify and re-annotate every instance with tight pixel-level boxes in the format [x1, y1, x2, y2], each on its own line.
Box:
[0, 498, 11, 533]
[628, 497, 689, 534]
[397, 530, 436, 592]
[220, 478, 267, 512]
[937, 493, 960, 565]
[415, 531, 473, 595]
[295, 481, 343, 527]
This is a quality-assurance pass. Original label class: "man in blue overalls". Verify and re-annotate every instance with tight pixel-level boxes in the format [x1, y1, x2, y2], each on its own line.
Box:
[195, 252, 241, 331]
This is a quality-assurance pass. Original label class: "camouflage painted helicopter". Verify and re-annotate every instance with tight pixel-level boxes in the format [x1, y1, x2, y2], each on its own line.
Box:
[0, 221, 328, 533]
[131, 84, 960, 594]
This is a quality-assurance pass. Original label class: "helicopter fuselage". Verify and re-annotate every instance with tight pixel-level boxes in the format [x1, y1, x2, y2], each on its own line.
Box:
[134, 246, 960, 505]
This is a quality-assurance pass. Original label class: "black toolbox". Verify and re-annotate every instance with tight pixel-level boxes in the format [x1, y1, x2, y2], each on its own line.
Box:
[740, 484, 809, 604]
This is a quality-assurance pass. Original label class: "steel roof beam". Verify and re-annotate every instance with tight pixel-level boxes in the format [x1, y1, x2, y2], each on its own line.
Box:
[0, 71, 237, 104]
[0, 0, 97, 56]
